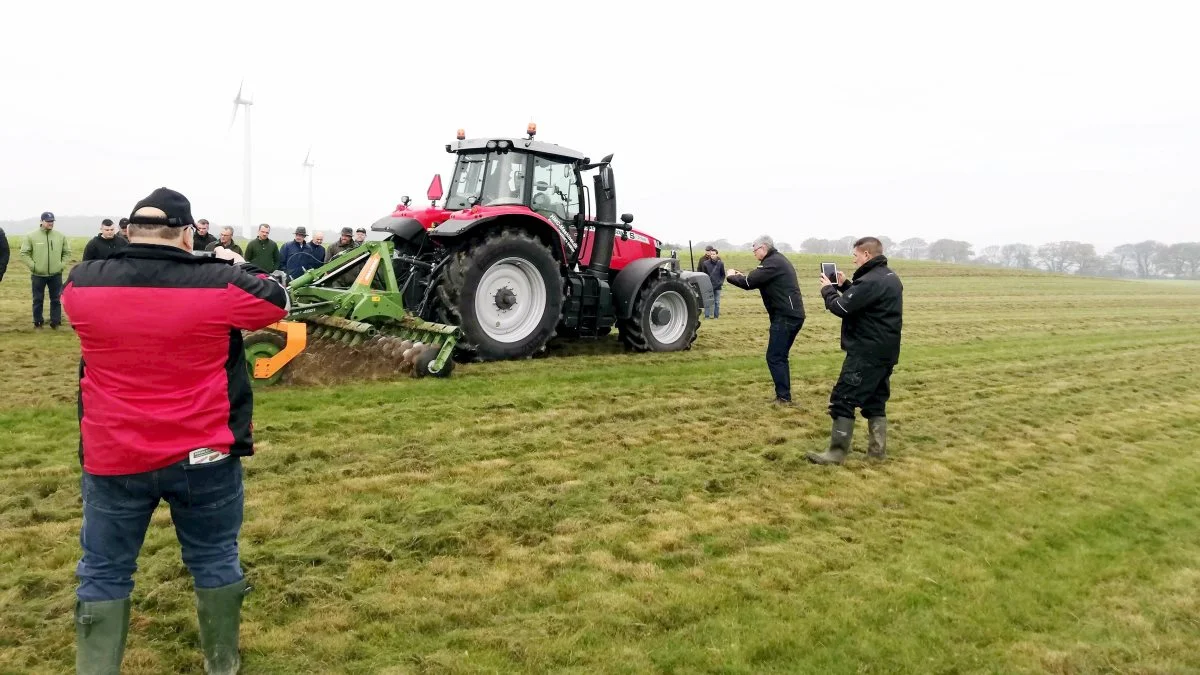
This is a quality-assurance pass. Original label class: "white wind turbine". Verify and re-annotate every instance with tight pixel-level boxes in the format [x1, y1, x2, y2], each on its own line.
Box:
[302, 148, 315, 232]
[229, 80, 254, 238]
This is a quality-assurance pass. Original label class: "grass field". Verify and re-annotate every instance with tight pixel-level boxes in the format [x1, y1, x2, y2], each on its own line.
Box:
[2, 243, 1199, 674]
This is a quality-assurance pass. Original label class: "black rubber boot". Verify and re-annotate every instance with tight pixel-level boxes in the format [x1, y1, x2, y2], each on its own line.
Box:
[75, 598, 130, 675]
[196, 579, 248, 674]
[867, 417, 887, 460]
[806, 417, 856, 465]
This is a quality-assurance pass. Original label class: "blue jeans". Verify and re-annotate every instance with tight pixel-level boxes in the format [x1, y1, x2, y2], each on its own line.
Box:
[31, 273, 63, 326]
[77, 457, 245, 602]
[766, 315, 804, 401]
[705, 287, 722, 319]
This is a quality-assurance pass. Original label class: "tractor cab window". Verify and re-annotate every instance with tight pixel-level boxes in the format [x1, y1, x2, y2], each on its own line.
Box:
[445, 151, 529, 210]
[531, 156, 579, 224]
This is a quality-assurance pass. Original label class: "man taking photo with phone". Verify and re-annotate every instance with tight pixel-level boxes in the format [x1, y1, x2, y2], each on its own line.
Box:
[807, 236, 904, 465]
[62, 187, 289, 674]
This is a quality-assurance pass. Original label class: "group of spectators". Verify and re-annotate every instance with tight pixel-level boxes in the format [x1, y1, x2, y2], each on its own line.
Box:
[0, 214, 370, 332]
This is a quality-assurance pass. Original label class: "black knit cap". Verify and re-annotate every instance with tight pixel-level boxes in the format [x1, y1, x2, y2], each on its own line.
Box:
[128, 187, 195, 227]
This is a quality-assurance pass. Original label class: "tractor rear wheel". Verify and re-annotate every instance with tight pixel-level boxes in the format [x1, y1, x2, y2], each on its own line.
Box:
[242, 330, 288, 386]
[437, 227, 564, 361]
[619, 276, 700, 352]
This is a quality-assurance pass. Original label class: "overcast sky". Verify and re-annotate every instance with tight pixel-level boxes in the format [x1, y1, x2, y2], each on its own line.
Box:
[2, 1, 1196, 252]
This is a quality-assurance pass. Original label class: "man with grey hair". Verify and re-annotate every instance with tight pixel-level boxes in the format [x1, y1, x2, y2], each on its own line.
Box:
[726, 235, 806, 405]
[204, 225, 243, 256]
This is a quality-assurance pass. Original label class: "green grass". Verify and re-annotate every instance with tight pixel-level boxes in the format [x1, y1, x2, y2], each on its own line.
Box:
[2, 249, 1199, 674]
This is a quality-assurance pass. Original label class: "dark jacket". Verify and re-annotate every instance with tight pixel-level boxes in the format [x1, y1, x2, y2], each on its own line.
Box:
[326, 239, 355, 261]
[820, 255, 903, 364]
[61, 244, 289, 476]
[244, 237, 280, 272]
[727, 249, 805, 320]
[204, 239, 243, 256]
[82, 234, 129, 261]
[279, 240, 324, 278]
[193, 231, 217, 251]
[698, 256, 726, 289]
[0, 227, 9, 282]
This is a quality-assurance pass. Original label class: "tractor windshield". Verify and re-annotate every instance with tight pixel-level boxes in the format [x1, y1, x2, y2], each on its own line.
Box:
[445, 151, 529, 210]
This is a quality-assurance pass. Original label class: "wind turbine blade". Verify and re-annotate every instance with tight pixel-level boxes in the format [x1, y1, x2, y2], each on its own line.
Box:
[228, 103, 239, 131]
[235, 79, 243, 102]
[303, 147, 311, 167]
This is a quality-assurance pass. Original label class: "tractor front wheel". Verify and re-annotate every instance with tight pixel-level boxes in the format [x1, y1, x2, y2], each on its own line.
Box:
[243, 331, 288, 386]
[619, 276, 700, 352]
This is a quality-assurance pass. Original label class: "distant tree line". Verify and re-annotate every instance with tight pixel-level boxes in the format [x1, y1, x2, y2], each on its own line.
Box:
[668, 236, 1200, 279]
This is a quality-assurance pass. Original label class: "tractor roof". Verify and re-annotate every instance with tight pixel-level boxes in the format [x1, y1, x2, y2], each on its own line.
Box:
[449, 137, 588, 163]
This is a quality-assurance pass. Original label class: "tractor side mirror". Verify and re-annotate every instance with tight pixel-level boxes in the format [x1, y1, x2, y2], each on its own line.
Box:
[427, 174, 444, 202]
[621, 213, 634, 225]
[401, 195, 412, 207]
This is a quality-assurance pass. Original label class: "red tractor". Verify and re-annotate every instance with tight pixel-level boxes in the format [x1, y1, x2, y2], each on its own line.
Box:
[371, 124, 713, 362]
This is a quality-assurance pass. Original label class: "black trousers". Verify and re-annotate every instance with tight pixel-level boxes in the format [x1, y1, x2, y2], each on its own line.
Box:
[829, 353, 894, 419]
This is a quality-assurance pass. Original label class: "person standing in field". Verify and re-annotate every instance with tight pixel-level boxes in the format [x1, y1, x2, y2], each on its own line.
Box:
[0, 226, 10, 283]
[62, 187, 288, 674]
[82, 219, 129, 261]
[117, 218, 130, 241]
[244, 223, 280, 272]
[192, 218, 217, 251]
[807, 236, 904, 465]
[725, 235, 806, 405]
[205, 226, 244, 255]
[19, 211, 71, 329]
[697, 246, 725, 319]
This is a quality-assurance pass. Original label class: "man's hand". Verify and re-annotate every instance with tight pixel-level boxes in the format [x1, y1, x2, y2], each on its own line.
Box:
[836, 271, 846, 285]
[213, 246, 246, 265]
[819, 274, 834, 288]
[726, 269, 741, 278]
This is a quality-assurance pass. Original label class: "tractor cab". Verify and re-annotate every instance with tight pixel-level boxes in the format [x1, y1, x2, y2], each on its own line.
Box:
[442, 130, 586, 223]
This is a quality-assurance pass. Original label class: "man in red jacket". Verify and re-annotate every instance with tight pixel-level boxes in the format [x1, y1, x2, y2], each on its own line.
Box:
[62, 187, 289, 674]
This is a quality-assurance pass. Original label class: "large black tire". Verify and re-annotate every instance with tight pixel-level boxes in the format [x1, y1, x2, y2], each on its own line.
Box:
[436, 227, 564, 361]
[618, 276, 700, 352]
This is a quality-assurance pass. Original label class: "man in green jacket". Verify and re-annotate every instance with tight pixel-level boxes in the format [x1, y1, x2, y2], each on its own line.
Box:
[243, 223, 279, 272]
[19, 211, 71, 329]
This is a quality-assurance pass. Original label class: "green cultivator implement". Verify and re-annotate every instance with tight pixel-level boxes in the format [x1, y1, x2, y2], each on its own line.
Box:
[243, 240, 461, 384]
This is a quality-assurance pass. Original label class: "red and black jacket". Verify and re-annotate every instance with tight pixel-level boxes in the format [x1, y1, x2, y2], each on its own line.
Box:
[62, 244, 289, 476]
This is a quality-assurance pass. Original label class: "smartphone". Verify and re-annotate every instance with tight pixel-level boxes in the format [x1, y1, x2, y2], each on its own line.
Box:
[821, 262, 838, 282]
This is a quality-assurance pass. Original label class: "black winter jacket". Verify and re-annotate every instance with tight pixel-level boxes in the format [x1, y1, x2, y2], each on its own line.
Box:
[82, 234, 129, 262]
[820, 255, 903, 364]
[727, 249, 805, 320]
[698, 256, 725, 289]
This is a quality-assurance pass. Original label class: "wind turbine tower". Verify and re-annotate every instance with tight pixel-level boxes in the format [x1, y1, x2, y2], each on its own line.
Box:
[229, 81, 254, 237]
[302, 148, 315, 232]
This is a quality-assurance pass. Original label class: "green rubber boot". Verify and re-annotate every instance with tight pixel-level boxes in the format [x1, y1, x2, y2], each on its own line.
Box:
[75, 598, 130, 675]
[806, 417, 856, 465]
[867, 417, 887, 460]
[196, 579, 248, 675]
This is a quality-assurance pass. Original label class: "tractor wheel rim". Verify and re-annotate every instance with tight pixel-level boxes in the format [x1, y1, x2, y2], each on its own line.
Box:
[475, 256, 548, 343]
[649, 290, 688, 344]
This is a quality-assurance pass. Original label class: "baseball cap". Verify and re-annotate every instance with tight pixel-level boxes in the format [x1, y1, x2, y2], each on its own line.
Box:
[41, 211, 55, 222]
[704, 245, 716, 252]
[355, 227, 366, 233]
[294, 226, 307, 236]
[128, 187, 194, 227]
[340, 226, 353, 236]
[118, 218, 129, 228]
